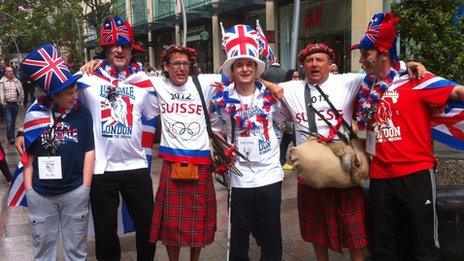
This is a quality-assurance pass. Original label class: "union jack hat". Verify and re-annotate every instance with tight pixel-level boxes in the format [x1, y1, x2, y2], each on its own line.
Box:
[221, 24, 265, 78]
[350, 12, 400, 61]
[20, 44, 82, 96]
[99, 16, 145, 52]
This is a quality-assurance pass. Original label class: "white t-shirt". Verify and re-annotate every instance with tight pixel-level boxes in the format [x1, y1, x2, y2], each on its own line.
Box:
[150, 74, 220, 164]
[280, 73, 364, 145]
[78, 71, 157, 174]
[211, 81, 284, 188]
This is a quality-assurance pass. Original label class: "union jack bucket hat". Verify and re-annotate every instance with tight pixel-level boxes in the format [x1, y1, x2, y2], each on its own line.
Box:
[20, 44, 82, 96]
[99, 16, 145, 52]
[221, 24, 265, 78]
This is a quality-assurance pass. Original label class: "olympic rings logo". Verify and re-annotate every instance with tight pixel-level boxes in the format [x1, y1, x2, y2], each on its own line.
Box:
[165, 120, 203, 140]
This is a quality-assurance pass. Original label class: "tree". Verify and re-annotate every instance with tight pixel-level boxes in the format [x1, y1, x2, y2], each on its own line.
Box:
[392, 1, 464, 83]
[0, 0, 123, 68]
[0, 0, 85, 68]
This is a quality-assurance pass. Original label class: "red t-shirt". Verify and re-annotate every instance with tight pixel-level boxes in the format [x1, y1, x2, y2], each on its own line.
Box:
[369, 74, 454, 179]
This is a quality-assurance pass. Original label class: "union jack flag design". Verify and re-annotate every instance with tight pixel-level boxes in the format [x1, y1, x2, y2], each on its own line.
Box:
[222, 24, 260, 58]
[99, 16, 145, 52]
[350, 12, 400, 61]
[8, 70, 157, 235]
[391, 72, 464, 151]
[21, 44, 78, 95]
[256, 20, 277, 63]
[100, 16, 131, 47]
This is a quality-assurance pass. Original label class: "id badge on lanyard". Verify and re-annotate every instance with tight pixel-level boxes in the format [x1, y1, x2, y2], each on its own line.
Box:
[38, 156, 63, 179]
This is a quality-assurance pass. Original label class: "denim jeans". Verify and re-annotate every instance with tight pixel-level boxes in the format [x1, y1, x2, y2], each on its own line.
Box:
[5, 102, 19, 141]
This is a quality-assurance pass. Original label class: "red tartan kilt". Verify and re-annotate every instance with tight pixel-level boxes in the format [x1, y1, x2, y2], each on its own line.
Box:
[149, 161, 217, 247]
[297, 183, 368, 252]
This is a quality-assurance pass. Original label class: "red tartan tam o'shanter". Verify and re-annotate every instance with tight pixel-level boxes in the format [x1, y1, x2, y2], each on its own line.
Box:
[298, 43, 336, 64]
[99, 16, 146, 52]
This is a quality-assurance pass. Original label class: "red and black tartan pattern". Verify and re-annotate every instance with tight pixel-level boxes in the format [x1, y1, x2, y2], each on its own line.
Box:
[297, 183, 368, 252]
[149, 161, 217, 247]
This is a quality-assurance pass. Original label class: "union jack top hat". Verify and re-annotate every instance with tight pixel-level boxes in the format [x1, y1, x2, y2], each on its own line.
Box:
[99, 16, 145, 52]
[20, 44, 82, 96]
[221, 24, 266, 78]
[350, 12, 400, 61]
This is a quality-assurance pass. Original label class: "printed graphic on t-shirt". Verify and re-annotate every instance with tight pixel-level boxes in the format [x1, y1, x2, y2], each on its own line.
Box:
[41, 122, 78, 145]
[374, 90, 402, 142]
[234, 105, 271, 155]
[100, 84, 134, 138]
[164, 120, 203, 141]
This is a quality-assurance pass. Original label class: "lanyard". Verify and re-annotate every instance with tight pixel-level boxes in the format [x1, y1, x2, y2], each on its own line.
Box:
[43, 109, 68, 156]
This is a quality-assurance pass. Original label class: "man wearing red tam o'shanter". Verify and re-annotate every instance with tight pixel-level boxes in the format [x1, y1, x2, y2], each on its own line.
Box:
[270, 34, 426, 259]
[279, 42, 369, 260]
[351, 12, 464, 260]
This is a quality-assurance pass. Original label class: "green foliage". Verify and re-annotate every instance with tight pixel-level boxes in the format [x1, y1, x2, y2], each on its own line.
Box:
[0, 0, 85, 67]
[392, 0, 464, 83]
[0, 0, 119, 69]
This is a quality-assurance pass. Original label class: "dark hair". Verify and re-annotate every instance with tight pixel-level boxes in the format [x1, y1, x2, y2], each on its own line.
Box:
[160, 45, 198, 78]
[285, 69, 298, 81]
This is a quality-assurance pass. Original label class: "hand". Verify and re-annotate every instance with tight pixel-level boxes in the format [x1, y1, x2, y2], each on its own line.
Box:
[80, 60, 102, 75]
[406, 61, 426, 79]
[15, 136, 26, 157]
[260, 79, 284, 100]
[271, 85, 284, 100]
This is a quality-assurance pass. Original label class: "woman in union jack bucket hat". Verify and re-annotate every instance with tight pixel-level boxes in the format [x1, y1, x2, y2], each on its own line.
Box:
[18, 43, 95, 260]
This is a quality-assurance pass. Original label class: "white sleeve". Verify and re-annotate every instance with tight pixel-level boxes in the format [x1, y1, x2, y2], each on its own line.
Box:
[142, 89, 160, 119]
[199, 74, 222, 100]
[210, 111, 225, 133]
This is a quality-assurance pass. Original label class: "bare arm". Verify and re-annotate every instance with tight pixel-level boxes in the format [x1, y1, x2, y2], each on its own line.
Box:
[23, 154, 34, 189]
[79, 60, 102, 75]
[15, 135, 26, 158]
[82, 150, 95, 187]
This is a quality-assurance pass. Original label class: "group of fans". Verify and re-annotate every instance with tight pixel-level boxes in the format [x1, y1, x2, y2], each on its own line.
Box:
[4, 10, 464, 261]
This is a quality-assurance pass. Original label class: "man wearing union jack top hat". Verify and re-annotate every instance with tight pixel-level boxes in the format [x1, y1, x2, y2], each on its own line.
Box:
[351, 12, 464, 260]
[15, 17, 158, 260]
[209, 23, 287, 260]
[78, 16, 157, 261]
[19, 44, 95, 260]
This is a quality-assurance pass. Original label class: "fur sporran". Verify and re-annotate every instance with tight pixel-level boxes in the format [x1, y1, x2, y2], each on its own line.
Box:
[290, 138, 369, 189]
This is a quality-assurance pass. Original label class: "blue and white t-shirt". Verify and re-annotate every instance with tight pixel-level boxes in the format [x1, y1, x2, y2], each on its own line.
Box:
[150, 74, 221, 164]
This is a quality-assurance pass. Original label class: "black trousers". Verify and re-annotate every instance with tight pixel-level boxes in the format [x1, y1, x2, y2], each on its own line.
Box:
[90, 168, 156, 261]
[369, 169, 440, 261]
[230, 181, 282, 261]
[0, 142, 11, 181]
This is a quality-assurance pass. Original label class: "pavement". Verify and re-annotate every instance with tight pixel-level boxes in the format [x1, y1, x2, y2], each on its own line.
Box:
[0, 107, 355, 261]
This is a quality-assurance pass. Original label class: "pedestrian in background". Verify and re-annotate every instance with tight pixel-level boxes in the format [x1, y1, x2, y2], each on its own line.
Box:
[0, 66, 24, 144]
